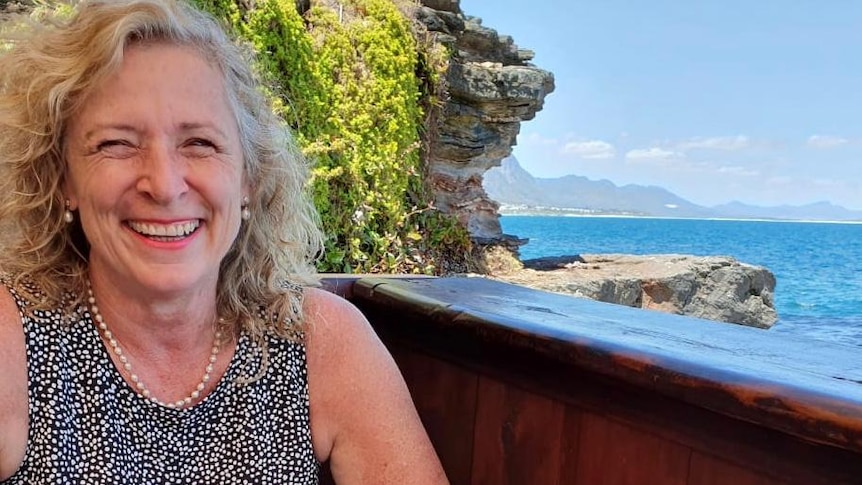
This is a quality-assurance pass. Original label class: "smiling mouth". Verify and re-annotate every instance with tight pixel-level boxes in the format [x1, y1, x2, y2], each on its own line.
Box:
[127, 220, 201, 241]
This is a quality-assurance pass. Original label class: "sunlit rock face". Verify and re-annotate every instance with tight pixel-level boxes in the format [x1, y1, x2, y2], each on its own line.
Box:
[493, 254, 779, 329]
[415, 1, 555, 242]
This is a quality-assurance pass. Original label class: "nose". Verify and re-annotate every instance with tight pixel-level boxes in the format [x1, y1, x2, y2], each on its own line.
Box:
[135, 143, 189, 204]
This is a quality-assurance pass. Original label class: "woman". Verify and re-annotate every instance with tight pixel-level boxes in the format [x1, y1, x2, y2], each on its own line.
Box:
[0, 1, 448, 483]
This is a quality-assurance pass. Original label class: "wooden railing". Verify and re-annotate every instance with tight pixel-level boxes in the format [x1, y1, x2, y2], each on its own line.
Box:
[322, 276, 862, 485]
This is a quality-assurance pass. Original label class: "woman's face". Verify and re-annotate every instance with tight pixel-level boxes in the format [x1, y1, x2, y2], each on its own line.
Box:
[64, 42, 248, 297]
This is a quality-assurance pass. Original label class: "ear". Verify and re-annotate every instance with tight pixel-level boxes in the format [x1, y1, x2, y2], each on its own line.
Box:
[61, 178, 78, 211]
[59, 150, 79, 210]
[241, 176, 253, 205]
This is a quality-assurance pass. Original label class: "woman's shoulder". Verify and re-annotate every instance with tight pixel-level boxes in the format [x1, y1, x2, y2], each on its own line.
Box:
[0, 275, 29, 480]
[0, 276, 26, 382]
[300, 286, 375, 359]
[302, 286, 366, 329]
[0, 279, 23, 335]
[301, 285, 448, 483]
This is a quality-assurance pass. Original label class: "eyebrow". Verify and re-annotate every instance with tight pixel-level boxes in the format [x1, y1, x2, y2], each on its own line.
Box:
[178, 122, 229, 139]
[82, 124, 139, 141]
[81, 122, 230, 140]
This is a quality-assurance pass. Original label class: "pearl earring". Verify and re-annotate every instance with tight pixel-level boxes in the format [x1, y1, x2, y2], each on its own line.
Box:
[241, 196, 250, 221]
[64, 200, 74, 224]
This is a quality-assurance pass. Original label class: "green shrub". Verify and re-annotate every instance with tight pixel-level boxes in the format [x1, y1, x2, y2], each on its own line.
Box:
[189, 0, 473, 273]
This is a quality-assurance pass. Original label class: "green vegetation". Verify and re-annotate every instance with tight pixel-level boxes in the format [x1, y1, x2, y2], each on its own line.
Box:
[190, 0, 473, 273]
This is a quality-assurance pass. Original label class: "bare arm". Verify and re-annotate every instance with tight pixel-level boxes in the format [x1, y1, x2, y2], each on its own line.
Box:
[0, 286, 28, 481]
[305, 288, 449, 485]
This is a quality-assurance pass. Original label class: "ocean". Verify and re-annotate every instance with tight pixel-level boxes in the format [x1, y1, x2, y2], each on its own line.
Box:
[500, 215, 862, 347]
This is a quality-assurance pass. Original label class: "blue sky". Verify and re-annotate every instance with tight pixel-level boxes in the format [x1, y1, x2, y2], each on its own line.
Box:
[459, 0, 862, 210]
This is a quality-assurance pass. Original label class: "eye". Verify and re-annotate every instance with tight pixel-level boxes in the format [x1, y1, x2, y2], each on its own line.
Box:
[96, 139, 137, 159]
[188, 138, 215, 147]
[182, 138, 218, 157]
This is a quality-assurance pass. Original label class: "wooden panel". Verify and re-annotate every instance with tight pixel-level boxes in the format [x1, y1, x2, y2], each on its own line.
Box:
[471, 376, 566, 485]
[523, 367, 861, 485]
[390, 347, 479, 485]
[688, 452, 788, 485]
[558, 406, 583, 484]
[346, 277, 862, 485]
[575, 413, 690, 485]
[349, 276, 862, 454]
[387, 337, 862, 485]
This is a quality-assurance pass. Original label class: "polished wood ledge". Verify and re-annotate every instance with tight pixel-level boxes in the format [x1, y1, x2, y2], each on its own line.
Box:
[321, 276, 862, 485]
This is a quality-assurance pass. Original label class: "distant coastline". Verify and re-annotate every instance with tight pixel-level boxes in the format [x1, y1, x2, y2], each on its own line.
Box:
[498, 205, 862, 224]
[485, 157, 862, 223]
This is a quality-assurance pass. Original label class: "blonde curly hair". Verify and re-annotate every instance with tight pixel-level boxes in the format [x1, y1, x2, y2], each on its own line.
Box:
[0, 0, 323, 340]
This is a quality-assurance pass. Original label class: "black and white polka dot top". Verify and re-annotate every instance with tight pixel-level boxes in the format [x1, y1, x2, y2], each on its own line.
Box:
[2, 283, 320, 484]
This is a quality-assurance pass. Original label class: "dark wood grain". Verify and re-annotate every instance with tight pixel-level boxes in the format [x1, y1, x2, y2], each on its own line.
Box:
[320, 276, 862, 485]
[575, 413, 691, 485]
[388, 347, 479, 485]
[558, 405, 582, 485]
[348, 276, 862, 454]
[382, 333, 862, 485]
[688, 452, 789, 485]
[470, 376, 565, 485]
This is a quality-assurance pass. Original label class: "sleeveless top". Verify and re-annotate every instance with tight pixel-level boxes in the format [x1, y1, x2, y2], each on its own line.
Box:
[2, 282, 320, 484]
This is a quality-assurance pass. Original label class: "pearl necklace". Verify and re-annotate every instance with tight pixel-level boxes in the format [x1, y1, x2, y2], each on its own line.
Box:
[86, 280, 223, 409]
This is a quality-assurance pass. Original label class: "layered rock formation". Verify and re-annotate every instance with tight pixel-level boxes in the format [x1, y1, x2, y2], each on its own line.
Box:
[413, 5, 781, 330]
[491, 254, 778, 329]
[414, 1, 554, 243]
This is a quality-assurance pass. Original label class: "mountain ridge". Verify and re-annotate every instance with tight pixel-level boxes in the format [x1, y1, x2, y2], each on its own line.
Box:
[483, 157, 862, 221]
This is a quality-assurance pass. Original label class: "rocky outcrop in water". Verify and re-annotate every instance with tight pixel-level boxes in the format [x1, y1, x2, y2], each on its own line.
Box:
[414, 1, 555, 243]
[491, 254, 778, 329]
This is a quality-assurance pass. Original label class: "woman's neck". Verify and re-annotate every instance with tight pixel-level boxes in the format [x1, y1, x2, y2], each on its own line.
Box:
[87, 267, 221, 355]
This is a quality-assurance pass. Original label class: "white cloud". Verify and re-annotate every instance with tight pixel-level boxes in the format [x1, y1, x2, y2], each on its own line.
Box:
[625, 147, 682, 161]
[813, 178, 845, 188]
[717, 165, 759, 177]
[766, 176, 793, 186]
[807, 135, 848, 149]
[678, 135, 751, 151]
[520, 132, 559, 147]
[561, 140, 616, 159]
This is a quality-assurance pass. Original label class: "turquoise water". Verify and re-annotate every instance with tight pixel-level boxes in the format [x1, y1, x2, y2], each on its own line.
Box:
[500, 215, 862, 346]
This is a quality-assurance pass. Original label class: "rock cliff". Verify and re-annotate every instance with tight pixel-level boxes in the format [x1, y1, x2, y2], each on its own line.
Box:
[414, 0, 555, 243]
[415, 6, 779, 330]
[491, 254, 778, 329]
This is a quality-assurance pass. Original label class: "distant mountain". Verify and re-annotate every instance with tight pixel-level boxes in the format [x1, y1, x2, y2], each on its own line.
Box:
[710, 201, 862, 221]
[483, 157, 862, 221]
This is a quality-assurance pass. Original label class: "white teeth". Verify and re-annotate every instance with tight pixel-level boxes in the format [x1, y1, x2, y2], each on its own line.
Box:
[128, 220, 200, 237]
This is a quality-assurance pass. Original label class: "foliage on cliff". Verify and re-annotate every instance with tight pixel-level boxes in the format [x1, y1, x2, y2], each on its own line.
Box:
[191, 0, 472, 274]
